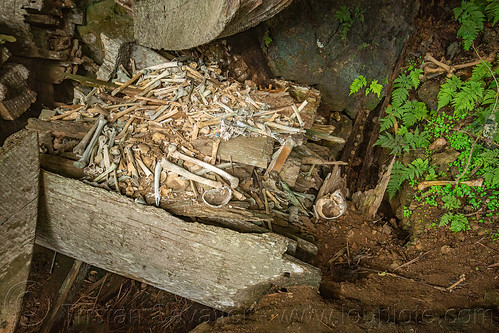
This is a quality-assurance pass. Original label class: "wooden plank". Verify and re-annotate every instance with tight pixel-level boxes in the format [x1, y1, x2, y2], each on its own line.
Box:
[39, 259, 91, 333]
[26, 118, 92, 139]
[0, 130, 39, 333]
[0, 64, 37, 120]
[192, 136, 273, 169]
[40, 154, 86, 179]
[36, 171, 321, 312]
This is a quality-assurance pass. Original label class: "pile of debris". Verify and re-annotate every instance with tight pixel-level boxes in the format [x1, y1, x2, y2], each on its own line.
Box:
[30, 57, 349, 244]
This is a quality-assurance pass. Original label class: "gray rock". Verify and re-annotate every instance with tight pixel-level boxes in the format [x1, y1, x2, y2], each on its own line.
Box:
[418, 80, 440, 111]
[263, 0, 419, 118]
[446, 41, 461, 60]
[431, 149, 460, 166]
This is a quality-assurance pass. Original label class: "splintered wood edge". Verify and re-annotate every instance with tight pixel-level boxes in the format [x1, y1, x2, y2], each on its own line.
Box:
[36, 171, 321, 312]
[0, 129, 39, 333]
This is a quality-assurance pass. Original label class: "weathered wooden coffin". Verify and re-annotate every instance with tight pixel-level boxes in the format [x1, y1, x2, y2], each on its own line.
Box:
[134, 0, 293, 50]
[36, 170, 321, 312]
[0, 130, 39, 332]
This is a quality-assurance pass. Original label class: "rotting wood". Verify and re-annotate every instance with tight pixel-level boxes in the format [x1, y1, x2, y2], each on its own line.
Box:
[26, 118, 92, 139]
[352, 156, 396, 220]
[36, 171, 321, 312]
[0, 63, 37, 120]
[39, 260, 91, 333]
[96, 33, 132, 81]
[36, 153, 317, 257]
[0, 130, 39, 333]
[192, 136, 274, 169]
[40, 154, 86, 179]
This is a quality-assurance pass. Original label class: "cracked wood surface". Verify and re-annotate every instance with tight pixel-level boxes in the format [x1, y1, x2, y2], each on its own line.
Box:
[36, 171, 321, 312]
[0, 130, 39, 333]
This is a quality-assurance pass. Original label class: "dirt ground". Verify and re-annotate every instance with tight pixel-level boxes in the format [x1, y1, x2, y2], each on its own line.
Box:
[13, 1, 499, 332]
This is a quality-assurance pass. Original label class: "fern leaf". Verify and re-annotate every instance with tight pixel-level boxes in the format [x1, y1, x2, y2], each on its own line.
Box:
[392, 87, 409, 107]
[401, 101, 428, 127]
[472, 61, 492, 81]
[486, 0, 499, 25]
[369, 80, 383, 98]
[349, 75, 367, 95]
[438, 76, 462, 110]
[335, 6, 351, 23]
[483, 167, 499, 186]
[379, 115, 397, 132]
[454, 1, 485, 50]
[375, 132, 406, 155]
[409, 68, 424, 89]
[452, 80, 484, 116]
[450, 214, 469, 232]
[393, 73, 412, 90]
[387, 161, 409, 199]
[404, 128, 430, 151]
[482, 88, 497, 105]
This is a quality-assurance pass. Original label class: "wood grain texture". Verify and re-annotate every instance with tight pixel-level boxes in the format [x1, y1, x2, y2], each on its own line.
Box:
[0, 64, 36, 120]
[26, 118, 92, 139]
[134, 0, 292, 50]
[0, 130, 39, 333]
[192, 136, 273, 169]
[36, 171, 321, 312]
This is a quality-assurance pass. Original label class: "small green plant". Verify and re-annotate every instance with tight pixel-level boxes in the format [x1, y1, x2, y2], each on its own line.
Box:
[454, 0, 499, 50]
[263, 30, 272, 48]
[442, 194, 461, 210]
[403, 206, 413, 218]
[349, 75, 384, 98]
[348, 2, 499, 235]
[335, 6, 353, 41]
[486, 0, 499, 25]
[387, 159, 432, 199]
[335, 6, 365, 41]
[439, 212, 470, 232]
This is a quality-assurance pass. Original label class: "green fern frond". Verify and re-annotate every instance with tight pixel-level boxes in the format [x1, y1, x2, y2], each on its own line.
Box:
[401, 101, 428, 127]
[409, 68, 424, 89]
[454, 1, 485, 50]
[368, 80, 383, 98]
[482, 88, 497, 105]
[483, 167, 499, 186]
[387, 161, 409, 199]
[349, 75, 367, 95]
[438, 76, 462, 110]
[440, 213, 469, 232]
[335, 6, 351, 23]
[387, 158, 430, 199]
[392, 87, 409, 107]
[486, 0, 499, 25]
[442, 194, 461, 210]
[379, 115, 397, 132]
[393, 73, 413, 90]
[472, 61, 492, 81]
[404, 128, 430, 151]
[375, 132, 406, 155]
[452, 80, 484, 116]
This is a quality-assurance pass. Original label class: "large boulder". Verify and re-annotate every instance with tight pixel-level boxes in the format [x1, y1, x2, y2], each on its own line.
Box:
[263, 0, 419, 117]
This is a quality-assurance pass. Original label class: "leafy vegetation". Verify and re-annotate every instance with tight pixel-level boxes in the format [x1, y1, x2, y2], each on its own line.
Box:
[335, 6, 364, 41]
[349, 75, 383, 98]
[454, 0, 499, 50]
[263, 30, 272, 48]
[439, 212, 470, 232]
[348, 1, 499, 236]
